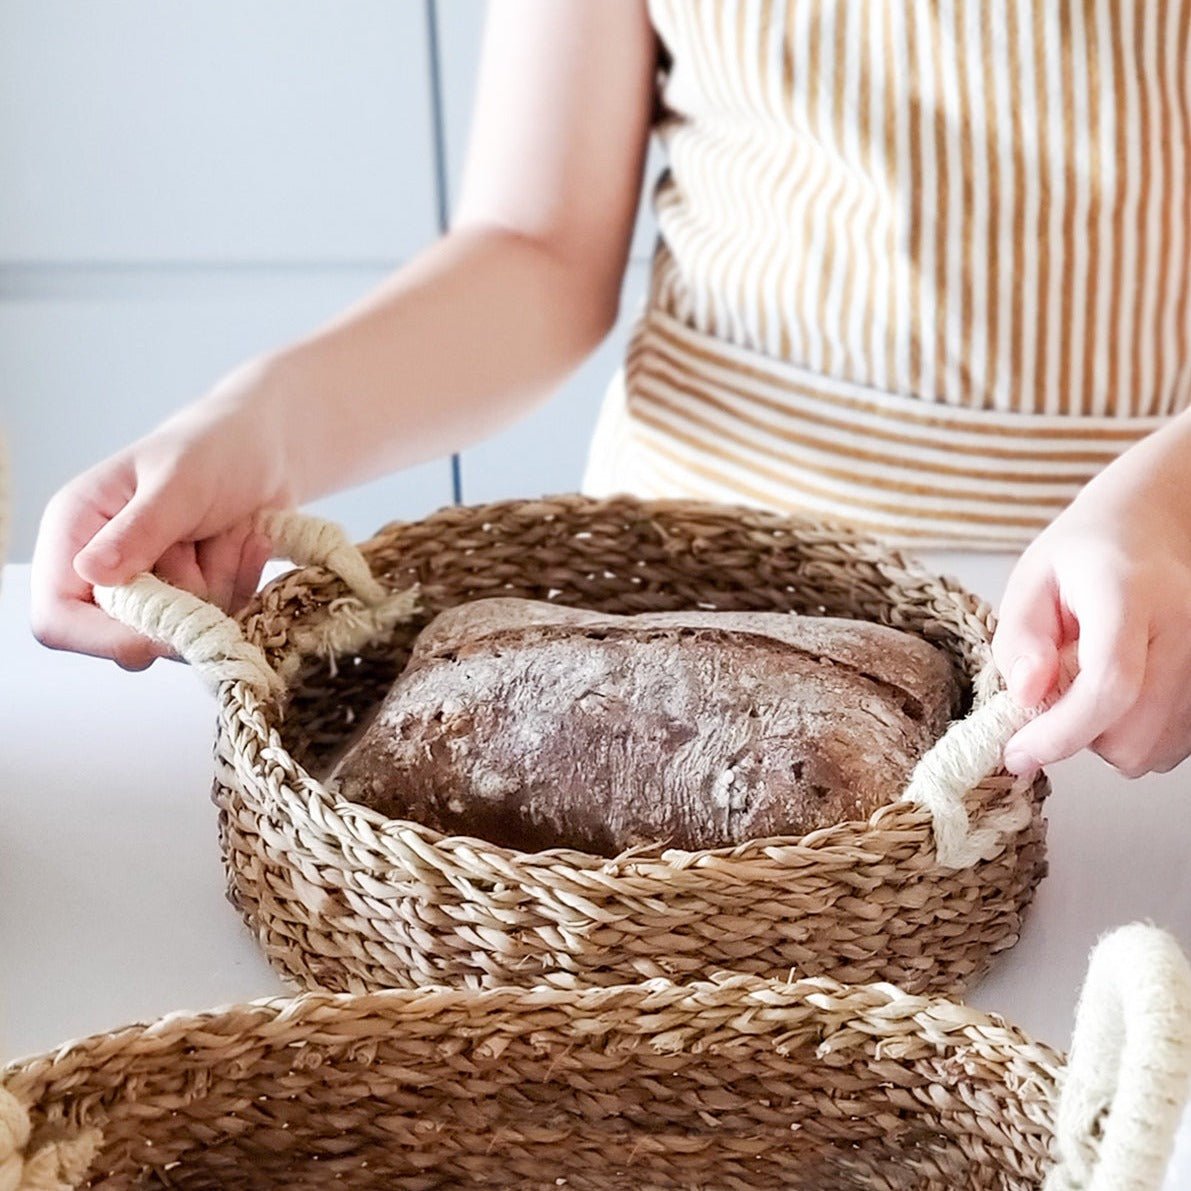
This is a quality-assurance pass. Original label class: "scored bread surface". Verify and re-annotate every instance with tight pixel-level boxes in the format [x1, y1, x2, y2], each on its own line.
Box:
[326, 598, 961, 855]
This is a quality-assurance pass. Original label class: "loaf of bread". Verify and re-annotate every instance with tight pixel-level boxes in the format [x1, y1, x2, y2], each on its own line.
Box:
[325, 598, 961, 855]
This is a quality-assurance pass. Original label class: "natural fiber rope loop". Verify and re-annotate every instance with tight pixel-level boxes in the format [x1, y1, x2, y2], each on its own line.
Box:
[254, 509, 388, 605]
[904, 644, 1080, 869]
[0, 1088, 99, 1191]
[901, 687, 1035, 868]
[93, 511, 393, 697]
[94, 576, 282, 698]
[1045, 924, 1191, 1191]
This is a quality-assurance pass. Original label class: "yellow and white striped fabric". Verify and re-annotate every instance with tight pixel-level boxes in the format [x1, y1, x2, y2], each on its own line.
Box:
[583, 0, 1191, 549]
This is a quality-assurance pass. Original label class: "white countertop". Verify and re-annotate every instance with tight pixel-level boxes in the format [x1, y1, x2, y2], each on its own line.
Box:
[3, 552, 1190, 1186]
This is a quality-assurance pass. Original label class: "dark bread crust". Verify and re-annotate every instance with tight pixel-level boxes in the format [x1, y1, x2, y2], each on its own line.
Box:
[326, 599, 961, 855]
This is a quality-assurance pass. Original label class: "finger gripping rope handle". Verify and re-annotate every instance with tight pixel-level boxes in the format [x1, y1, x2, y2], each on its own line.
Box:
[900, 688, 1035, 868]
[0, 1087, 100, 1191]
[94, 574, 283, 698]
[93, 510, 407, 698]
[1045, 924, 1191, 1191]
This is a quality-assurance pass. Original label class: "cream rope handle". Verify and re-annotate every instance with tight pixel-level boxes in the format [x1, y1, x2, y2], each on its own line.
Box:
[253, 509, 388, 606]
[92, 510, 418, 698]
[901, 645, 1082, 869]
[1045, 924, 1191, 1191]
[0, 1087, 100, 1191]
[900, 686, 1035, 868]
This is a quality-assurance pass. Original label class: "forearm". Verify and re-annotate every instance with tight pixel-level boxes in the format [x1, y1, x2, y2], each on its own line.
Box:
[247, 223, 622, 503]
[1075, 405, 1191, 525]
[238, 0, 655, 505]
[35, 0, 654, 671]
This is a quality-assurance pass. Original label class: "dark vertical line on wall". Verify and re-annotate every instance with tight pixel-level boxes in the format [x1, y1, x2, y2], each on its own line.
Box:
[425, 0, 464, 506]
[426, 0, 453, 229]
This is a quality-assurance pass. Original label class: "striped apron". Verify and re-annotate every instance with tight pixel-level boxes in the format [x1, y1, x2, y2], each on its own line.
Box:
[583, 0, 1191, 549]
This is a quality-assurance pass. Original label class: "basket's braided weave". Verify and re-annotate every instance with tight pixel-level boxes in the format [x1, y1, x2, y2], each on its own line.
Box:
[255, 509, 388, 605]
[1, 927, 1187, 1188]
[0, 1088, 98, 1191]
[93, 496, 1050, 998]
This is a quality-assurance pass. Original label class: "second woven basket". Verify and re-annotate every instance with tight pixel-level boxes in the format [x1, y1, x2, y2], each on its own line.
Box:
[3, 925, 1189, 1190]
[98, 495, 1049, 997]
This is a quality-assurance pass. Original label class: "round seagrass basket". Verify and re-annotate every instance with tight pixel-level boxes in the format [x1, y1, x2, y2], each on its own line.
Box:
[97, 495, 1050, 997]
[3, 925, 1189, 1191]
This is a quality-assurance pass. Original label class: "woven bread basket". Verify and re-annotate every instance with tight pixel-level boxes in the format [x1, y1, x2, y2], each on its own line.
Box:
[96, 495, 1049, 997]
[3, 924, 1189, 1190]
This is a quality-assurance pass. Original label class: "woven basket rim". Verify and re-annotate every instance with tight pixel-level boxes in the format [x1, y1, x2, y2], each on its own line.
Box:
[1, 967, 1056, 1083]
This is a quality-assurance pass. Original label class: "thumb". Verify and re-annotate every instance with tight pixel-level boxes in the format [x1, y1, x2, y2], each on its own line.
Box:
[72, 481, 200, 587]
[992, 566, 1063, 709]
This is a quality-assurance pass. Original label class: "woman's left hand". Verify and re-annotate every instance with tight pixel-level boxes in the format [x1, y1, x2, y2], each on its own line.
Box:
[992, 412, 1191, 779]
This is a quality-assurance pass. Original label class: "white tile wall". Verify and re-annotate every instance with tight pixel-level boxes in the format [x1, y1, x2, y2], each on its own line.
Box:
[0, 2, 438, 263]
[0, 0, 662, 559]
[1, 268, 455, 550]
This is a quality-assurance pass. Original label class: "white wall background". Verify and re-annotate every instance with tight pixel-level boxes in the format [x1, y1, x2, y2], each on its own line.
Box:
[0, 1, 660, 560]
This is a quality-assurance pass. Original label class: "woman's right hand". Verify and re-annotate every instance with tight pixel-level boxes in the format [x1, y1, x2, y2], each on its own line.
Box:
[29, 0, 657, 675]
[31, 360, 295, 670]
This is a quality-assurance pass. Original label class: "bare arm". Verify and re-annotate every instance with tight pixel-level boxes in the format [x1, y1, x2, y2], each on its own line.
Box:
[274, 0, 656, 499]
[32, 0, 656, 665]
